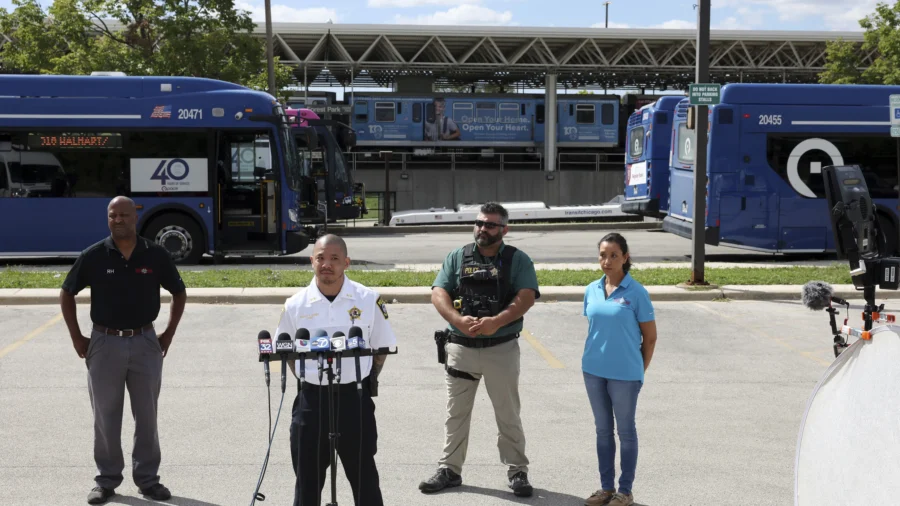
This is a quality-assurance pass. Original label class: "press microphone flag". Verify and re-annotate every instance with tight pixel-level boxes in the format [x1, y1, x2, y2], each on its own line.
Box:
[802, 281, 850, 310]
[257, 330, 272, 386]
[276, 333, 292, 392]
[311, 330, 330, 379]
[331, 332, 347, 382]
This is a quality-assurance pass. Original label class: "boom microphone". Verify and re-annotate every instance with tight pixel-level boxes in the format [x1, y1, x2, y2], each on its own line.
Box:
[257, 330, 273, 387]
[802, 281, 849, 310]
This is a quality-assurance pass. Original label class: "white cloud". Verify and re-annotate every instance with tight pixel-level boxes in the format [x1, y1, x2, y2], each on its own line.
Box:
[654, 19, 696, 29]
[711, 0, 876, 30]
[236, 1, 338, 23]
[369, 0, 479, 7]
[394, 5, 515, 25]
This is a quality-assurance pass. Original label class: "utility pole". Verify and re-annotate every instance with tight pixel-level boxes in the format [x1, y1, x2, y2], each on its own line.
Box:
[691, 0, 711, 284]
[264, 0, 276, 99]
[603, 1, 611, 27]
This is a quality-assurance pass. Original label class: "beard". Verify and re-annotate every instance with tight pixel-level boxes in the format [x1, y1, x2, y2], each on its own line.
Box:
[475, 231, 501, 247]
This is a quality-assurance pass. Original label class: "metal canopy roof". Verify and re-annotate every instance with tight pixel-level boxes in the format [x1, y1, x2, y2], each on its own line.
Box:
[0, 21, 870, 90]
[260, 23, 869, 89]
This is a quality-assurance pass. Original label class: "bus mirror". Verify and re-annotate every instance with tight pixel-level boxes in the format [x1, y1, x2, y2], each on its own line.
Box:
[294, 127, 318, 151]
[686, 107, 696, 130]
[342, 128, 357, 148]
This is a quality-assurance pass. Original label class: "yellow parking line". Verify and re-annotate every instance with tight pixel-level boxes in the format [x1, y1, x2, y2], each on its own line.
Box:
[692, 303, 830, 367]
[522, 329, 565, 369]
[0, 314, 63, 359]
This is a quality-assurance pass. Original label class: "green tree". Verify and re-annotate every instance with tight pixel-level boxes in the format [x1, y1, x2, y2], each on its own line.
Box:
[244, 57, 297, 102]
[0, 0, 287, 93]
[859, 1, 900, 84]
[819, 38, 866, 84]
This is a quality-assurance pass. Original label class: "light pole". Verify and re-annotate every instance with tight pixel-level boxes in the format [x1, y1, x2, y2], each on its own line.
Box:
[264, 0, 276, 99]
[603, 1, 611, 28]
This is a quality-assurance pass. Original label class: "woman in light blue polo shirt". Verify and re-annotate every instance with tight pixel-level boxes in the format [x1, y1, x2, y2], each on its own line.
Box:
[582, 233, 657, 506]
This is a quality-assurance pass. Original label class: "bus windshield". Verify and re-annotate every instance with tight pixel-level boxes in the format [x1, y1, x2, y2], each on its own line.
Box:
[276, 106, 308, 189]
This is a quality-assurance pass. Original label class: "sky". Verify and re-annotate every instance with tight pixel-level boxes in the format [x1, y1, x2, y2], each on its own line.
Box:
[0, 0, 878, 31]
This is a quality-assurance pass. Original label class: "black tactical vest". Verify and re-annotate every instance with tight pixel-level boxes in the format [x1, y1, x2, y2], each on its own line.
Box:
[454, 242, 519, 319]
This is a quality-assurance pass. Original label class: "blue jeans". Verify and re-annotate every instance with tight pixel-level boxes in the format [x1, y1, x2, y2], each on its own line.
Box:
[583, 372, 643, 495]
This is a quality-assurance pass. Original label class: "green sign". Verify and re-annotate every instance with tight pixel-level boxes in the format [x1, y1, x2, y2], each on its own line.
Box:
[689, 84, 721, 106]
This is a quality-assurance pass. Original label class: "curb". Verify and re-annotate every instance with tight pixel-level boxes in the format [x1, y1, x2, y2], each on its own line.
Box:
[332, 220, 660, 235]
[2, 284, 896, 305]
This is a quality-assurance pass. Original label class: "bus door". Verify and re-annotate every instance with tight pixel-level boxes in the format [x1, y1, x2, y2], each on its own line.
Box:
[217, 131, 278, 252]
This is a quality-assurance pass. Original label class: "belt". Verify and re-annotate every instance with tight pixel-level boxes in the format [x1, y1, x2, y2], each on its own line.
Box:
[93, 323, 154, 337]
[448, 333, 518, 348]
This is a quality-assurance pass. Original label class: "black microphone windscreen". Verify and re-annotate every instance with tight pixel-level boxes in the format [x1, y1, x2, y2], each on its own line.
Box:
[258, 330, 271, 340]
[295, 328, 310, 340]
[332, 331, 345, 338]
[349, 326, 363, 338]
[277, 332, 291, 342]
[802, 281, 834, 311]
[313, 329, 328, 338]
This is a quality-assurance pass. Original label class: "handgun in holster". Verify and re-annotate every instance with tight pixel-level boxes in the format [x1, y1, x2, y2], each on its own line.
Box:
[434, 329, 450, 364]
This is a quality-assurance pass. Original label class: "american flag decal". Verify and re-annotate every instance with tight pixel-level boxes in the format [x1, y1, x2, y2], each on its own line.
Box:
[151, 105, 172, 119]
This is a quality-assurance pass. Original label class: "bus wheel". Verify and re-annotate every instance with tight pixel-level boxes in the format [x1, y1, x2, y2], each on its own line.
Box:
[144, 213, 204, 265]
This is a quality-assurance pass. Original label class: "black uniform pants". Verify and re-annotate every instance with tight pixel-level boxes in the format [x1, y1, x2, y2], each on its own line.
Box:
[290, 377, 384, 506]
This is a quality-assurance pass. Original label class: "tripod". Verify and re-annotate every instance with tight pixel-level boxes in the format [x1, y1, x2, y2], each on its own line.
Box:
[299, 346, 397, 506]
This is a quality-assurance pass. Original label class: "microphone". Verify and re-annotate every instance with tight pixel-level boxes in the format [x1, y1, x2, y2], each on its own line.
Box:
[276, 333, 293, 392]
[331, 332, 347, 383]
[295, 328, 311, 389]
[311, 330, 331, 381]
[257, 330, 273, 387]
[348, 326, 364, 392]
[802, 281, 850, 310]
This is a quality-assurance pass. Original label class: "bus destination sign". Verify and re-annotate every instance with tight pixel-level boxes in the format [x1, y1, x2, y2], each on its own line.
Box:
[27, 133, 123, 150]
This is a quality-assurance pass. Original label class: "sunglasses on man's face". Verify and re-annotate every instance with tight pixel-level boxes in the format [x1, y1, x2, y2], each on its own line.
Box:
[475, 219, 504, 230]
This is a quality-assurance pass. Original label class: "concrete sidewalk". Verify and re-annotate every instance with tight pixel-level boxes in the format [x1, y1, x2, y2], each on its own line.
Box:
[2, 284, 896, 305]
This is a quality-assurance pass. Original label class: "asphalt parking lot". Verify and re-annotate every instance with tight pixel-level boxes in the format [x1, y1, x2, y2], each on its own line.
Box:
[0, 299, 843, 506]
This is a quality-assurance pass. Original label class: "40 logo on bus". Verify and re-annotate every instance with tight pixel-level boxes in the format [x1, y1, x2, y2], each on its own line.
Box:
[786, 138, 844, 199]
[150, 159, 190, 186]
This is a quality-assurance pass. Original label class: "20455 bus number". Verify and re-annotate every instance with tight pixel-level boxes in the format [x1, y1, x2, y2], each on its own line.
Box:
[758, 114, 782, 126]
[178, 108, 202, 120]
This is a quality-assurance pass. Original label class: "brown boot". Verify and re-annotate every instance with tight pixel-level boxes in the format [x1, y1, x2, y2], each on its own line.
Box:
[585, 489, 616, 506]
[607, 492, 635, 506]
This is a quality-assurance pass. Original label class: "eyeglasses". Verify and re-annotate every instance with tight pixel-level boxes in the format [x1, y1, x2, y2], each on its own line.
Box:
[475, 219, 504, 230]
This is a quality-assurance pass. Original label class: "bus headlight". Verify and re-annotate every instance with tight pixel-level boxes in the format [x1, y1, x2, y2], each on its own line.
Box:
[289, 208, 299, 224]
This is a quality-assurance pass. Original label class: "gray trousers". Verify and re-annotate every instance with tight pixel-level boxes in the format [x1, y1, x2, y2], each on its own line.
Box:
[438, 339, 529, 479]
[85, 328, 164, 490]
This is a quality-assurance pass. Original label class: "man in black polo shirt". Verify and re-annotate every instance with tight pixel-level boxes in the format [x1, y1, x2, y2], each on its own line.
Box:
[59, 196, 187, 505]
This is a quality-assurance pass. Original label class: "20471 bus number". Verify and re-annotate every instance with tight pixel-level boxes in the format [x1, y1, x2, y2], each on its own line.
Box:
[178, 108, 202, 120]
[759, 114, 782, 126]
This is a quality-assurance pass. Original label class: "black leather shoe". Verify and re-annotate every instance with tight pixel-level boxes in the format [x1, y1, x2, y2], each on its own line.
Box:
[139, 483, 172, 501]
[419, 467, 462, 493]
[87, 486, 115, 504]
[509, 471, 533, 497]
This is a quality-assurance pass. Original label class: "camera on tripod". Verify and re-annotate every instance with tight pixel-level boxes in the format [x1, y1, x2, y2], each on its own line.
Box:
[824, 164, 900, 290]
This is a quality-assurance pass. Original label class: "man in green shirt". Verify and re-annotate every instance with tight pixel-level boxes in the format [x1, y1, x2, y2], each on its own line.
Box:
[419, 202, 540, 498]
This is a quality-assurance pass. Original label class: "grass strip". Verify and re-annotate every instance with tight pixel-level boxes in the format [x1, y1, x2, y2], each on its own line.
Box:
[0, 265, 855, 289]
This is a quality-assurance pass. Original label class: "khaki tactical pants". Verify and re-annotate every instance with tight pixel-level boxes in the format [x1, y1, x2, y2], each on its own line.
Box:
[438, 338, 529, 478]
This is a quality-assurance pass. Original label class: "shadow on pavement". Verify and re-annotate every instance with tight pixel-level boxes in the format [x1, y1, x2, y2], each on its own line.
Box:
[107, 495, 223, 506]
[441, 484, 651, 505]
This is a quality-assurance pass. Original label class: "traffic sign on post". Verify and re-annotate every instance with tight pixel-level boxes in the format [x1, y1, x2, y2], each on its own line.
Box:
[890, 95, 900, 137]
[689, 83, 721, 106]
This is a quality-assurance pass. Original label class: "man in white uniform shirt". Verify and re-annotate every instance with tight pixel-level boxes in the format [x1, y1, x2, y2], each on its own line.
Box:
[276, 234, 396, 506]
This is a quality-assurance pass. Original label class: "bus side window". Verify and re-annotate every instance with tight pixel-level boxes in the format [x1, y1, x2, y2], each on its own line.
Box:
[425, 103, 435, 124]
[536, 104, 545, 124]
[413, 103, 422, 123]
[601, 104, 615, 125]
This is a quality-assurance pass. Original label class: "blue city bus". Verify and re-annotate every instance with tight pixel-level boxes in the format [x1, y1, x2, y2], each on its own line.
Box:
[621, 96, 684, 217]
[662, 84, 900, 255]
[0, 74, 333, 264]
[350, 93, 621, 151]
